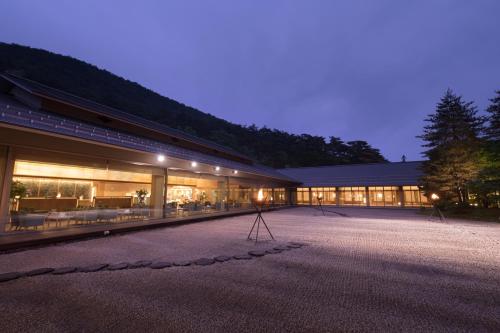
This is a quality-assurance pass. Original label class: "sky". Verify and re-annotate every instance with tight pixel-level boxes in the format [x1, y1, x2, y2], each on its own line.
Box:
[1, 0, 499, 161]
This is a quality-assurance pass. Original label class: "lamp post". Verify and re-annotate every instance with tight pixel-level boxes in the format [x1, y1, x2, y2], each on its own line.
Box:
[317, 193, 325, 216]
[429, 193, 445, 221]
[247, 189, 275, 243]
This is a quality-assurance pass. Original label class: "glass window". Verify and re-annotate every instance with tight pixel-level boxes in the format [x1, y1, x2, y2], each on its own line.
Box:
[339, 187, 367, 206]
[403, 186, 430, 206]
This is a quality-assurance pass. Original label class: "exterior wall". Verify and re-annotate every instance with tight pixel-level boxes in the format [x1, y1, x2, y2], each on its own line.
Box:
[0, 145, 14, 233]
[0, 141, 292, 235]
[295, 186, 429, 208]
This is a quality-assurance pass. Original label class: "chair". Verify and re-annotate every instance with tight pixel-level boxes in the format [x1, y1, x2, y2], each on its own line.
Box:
[18, 214, 46, 230]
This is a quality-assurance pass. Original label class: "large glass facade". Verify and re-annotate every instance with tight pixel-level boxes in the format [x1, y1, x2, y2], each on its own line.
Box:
[311, 187, 337, 205]
[403, 186, 429, 207]
[166, 170, 227, 215]
[296, 187, 310, 205]
[368, 186, 400, 207]
[8, 159, 156, 231]
[5, 157, 290, 233]
[338, 187, 366, 206]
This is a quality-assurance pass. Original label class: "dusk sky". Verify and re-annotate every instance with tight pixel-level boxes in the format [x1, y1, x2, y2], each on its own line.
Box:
[1, 0, 499, 161]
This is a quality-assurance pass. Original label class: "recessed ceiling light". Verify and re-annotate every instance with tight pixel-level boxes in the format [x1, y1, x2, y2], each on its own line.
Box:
[215, 166, 220, 171]
[191, 161, 198, 167]
[233, 170, 238, 174]
[157, 154, 165, 162]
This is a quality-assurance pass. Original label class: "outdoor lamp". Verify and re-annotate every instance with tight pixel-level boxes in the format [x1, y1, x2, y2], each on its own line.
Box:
[431, 193, 439, 201]
[215, 166, 220, 171]
[157, 154, 165, 162]
[191, 161, 198, 167]
[247, 188, 275, 243]
[257, 188, 264, 202]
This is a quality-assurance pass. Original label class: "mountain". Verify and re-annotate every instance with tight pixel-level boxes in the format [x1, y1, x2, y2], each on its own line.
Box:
[0, 42, 386, 167]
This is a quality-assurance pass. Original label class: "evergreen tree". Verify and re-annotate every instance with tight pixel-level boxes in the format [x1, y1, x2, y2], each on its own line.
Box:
[470, 91, 500, 207]
[419, 89, 484, 205]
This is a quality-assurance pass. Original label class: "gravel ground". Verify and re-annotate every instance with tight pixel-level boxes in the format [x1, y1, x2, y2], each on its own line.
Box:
[0, 207, 499, 333]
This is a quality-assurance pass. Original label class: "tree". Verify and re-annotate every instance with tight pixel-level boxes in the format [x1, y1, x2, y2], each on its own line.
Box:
[418, 89, 484, 205]
[0, 42, 388, 168]
[470, 91, 500, 207]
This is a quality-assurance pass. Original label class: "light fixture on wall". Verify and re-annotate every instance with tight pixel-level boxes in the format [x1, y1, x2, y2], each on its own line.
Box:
[233, 170, 238, 174]
[157, 154, 165, 162]
[214, 166, 220, 171]
[191, 161, 198, 168]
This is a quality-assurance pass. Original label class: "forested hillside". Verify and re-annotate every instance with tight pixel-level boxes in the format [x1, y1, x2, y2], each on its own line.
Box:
[0, 43, 386, 167]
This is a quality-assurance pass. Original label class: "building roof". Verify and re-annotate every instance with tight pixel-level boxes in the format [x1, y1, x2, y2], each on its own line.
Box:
[0, 93, 296, 183]
[0, 73, 251, 163]
[278, 161, 424, 187]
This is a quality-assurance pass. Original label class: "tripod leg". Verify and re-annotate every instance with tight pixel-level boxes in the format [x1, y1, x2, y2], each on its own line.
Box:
[247, 214, 259, 240]
[255, 213, 261, 244]
[260, 215, 275, 240]
[438, 208, 446, 222]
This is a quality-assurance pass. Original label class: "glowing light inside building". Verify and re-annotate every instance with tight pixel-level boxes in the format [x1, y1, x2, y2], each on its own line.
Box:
[257, 188, 264, 201]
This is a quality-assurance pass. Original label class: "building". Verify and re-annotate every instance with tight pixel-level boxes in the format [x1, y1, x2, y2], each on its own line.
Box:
[0, 73, 298, 240]
[279, 162, 429, 207]
[0, 73, 429, 245]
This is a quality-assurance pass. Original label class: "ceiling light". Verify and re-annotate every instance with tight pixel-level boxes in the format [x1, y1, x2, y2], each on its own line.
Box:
[157, 154, 165, 162]
[191, 161, 198, 167]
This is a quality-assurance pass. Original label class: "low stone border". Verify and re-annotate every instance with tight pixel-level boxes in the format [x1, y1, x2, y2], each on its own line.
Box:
[0, 242, 307, 283]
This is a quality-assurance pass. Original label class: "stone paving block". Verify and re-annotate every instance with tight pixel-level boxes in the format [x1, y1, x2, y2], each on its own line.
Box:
[150, 261, 172, 269]
[233, 254, 252, 260]
[248, 250, 266, 257]
[26, 268, 54, 276]
[80, 264, 108, 273]
[273, 246, 290, 251]
[265, 249, 282, 254]
[128, 260, 152, 269]
[0, 272, 22, 283]
[52, 267, 78, 275]
[173, 261, 191, 266]
[288, 242, 307, 247]
[107, 263, 129, 271]
[214, 255, 232, 262]
[194, 258, 216, 266]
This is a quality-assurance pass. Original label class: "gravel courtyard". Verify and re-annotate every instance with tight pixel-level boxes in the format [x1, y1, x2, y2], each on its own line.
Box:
[0, 207, 499, 332]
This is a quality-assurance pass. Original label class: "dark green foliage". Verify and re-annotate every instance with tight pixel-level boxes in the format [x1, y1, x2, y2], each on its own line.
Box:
[419, 89, 484, 205]
[470, 91, 500, 207]
[0, 42, 386, 167]
[9, 180, 27, 199]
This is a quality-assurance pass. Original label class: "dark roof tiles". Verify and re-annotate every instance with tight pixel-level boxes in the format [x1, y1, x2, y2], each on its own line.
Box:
[278, 162, 424, 187]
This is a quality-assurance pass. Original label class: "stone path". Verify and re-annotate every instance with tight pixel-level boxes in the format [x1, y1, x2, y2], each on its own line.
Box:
[0, 242, 306, 283]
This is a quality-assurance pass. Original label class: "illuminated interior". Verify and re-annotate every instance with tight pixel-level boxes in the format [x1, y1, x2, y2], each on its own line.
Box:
[338, 187, 366, 206]
[12, 160, 153, 212]
[368, 186, 399, 207]
[403, 186, 429, 206]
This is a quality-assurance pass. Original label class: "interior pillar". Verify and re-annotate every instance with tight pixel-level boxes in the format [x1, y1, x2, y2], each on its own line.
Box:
[365, 187, 370, 207]
[225, 176, 230, 211]
[150, 174, 165, 218]
[398, 186, 405, 207]
[162, 169, 168, 218]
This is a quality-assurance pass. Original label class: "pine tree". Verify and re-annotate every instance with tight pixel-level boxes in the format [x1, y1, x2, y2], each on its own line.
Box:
[419, 89, 484, 205]
[470, 91, 500, 207]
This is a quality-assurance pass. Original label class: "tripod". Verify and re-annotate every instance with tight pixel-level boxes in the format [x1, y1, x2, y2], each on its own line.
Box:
[429, 204, 446, 222]
[247, 202, 275, 243]
[317, 197, 325, 216]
